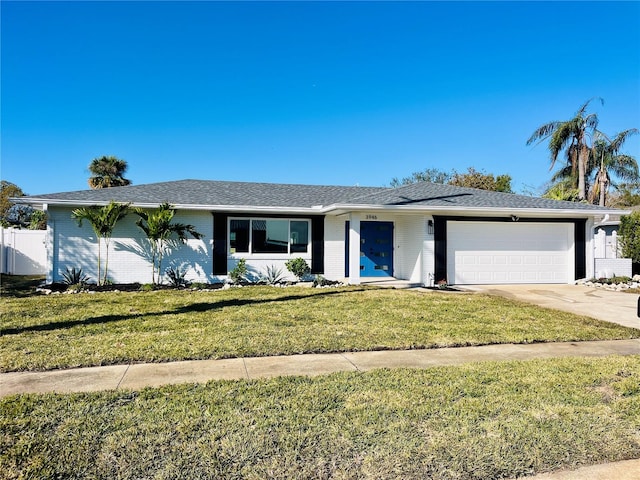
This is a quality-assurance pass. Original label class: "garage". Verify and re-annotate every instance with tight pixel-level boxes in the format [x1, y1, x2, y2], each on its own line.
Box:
[447, 221, 574, 285]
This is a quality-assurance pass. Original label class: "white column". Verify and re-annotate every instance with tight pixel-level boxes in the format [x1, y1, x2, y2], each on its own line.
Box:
[348, 213, 361, 285]
[584, 217, 595, 281]
[44, 204, 54, 284]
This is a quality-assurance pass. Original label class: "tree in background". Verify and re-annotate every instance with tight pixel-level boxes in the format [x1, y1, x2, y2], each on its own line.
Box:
[588, 129, 639, 206]
[543, 129, 639, 206]
[390, 167, 512, 193]
[0, 181, 47, 229]
[88, 156, 132, 189]
[527, 98, 601, 201]
[619, 211, 640, 269]
[390, 168, 452, 188]
[0, 181, 24, 223]
[609, 182, 640, 207]
[449, 167, 512, 193]
[135, 203, 203, 284]
[71, 202, 131, 285]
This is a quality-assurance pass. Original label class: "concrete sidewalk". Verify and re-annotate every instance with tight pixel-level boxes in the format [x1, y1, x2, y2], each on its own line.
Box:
[2, 338, 638, 396]
[2, 340, 639, 480]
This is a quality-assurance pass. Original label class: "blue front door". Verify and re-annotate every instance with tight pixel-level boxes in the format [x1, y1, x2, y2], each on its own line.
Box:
[360, 221, 393, 277]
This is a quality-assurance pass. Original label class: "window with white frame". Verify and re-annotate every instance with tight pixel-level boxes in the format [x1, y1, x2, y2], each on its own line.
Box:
[229, 218, 310, 254]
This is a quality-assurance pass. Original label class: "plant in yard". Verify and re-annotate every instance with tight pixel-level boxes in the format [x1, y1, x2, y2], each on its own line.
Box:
[619, 210, 640, 266]
[261, 264, 286, 285]
[228, 258, 247, 284]
[71, 201, 131, 285]
[60, 267, 90, 286]
[165, 266, 189, 287]
[135, 203, 203, 284]
[285, 257, 310, 281]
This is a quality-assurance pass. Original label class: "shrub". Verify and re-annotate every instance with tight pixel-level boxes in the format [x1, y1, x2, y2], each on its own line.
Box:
[285, 258, 310, 281]
[61, 267, 90, 286]
[139, 283, 155, 292]
[165, 266, 189, 287]
[261, 265, 286, 285]
[619, 211, 640, 264]
[229, 258, 248, 284]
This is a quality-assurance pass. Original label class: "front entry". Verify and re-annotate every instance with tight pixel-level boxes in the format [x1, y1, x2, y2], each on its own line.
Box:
[360, 221, 393, 277]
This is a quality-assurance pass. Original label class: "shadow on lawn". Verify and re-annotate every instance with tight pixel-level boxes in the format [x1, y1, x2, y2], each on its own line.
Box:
[1, 288, 367, 335]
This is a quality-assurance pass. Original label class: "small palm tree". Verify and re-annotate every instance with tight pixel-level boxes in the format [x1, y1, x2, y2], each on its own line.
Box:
[135, 203, 203, 284]
[589, 129, 639, 206]
[88, 156, 131, 189]
[527, 98, 602, 201]
[71, 202, 131, 285]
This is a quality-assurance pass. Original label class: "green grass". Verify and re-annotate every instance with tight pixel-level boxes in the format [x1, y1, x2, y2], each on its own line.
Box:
[1, 286, 638, 372]
[1, 355, 639, 479]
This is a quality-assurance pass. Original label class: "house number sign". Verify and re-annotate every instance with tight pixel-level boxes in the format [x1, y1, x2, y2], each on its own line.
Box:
[365, 214, 378, 220]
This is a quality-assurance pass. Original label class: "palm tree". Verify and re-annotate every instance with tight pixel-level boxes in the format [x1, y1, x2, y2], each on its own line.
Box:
[88, 156, 132, 189]
[71, 202, 131, 285]
[527, 99, 602, 201]
[135, 203, 203, 284]
[589, 129, 639, 206]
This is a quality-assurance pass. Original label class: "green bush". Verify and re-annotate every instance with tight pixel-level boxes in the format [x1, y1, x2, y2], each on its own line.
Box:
[619, 211, 640, 264]
[285, 258, 310, 281]
[229, 258, 248, 284]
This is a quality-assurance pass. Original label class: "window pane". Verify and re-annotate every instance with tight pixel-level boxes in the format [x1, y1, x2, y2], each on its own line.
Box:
[252, 219, 288, 253]
[230, 219, 249, 253]
[290, 221, 309, 253]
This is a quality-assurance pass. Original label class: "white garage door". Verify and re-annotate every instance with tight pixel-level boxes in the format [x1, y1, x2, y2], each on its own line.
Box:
[447, 222, 573, 285]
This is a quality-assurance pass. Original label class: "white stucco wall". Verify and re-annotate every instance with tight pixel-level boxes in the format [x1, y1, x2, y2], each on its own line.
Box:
[48, 207, 213, 284]
[323, 213, 432, 284]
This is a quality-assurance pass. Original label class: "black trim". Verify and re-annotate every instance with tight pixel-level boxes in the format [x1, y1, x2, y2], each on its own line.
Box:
[574, 219, 586, 279]
[345, 221, 350, 277]
[212, 212, 228, 275]
[434, 216, 586, 283]
[311, 216, 325, 274]
[213, 213, 325, 275]
[433, 217, 447, 283]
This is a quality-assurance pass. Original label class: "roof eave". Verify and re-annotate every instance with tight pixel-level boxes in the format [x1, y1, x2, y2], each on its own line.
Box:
[322, 203, 630, 217]
[12, 197, 324, 215]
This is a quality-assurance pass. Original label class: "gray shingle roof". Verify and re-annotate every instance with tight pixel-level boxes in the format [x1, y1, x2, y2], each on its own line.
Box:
[342, 181, 610, 211]
[21, 178, 613, 212]
[24, 179, 386, 209]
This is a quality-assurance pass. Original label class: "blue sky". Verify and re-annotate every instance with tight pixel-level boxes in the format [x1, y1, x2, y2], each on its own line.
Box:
[2, 1, 639, 196]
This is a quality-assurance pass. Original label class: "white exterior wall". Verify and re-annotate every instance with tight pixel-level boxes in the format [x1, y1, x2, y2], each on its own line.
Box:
[393, 215, 426, 283]
[324, 215, 348, 281]
[48, 207, 213, 284]
[227, 256, 311, 283]
[324, 213, 432, 285]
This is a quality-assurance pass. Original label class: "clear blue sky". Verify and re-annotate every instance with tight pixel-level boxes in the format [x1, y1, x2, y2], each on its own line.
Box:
[2, 1, 639, 196]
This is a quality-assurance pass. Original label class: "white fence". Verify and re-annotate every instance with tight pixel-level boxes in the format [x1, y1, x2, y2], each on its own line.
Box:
[0, 228, 47, 275]
[593, 228, 631, 278]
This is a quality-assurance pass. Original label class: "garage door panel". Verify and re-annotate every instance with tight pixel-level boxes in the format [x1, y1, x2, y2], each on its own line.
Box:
[447, 222, 572, 285]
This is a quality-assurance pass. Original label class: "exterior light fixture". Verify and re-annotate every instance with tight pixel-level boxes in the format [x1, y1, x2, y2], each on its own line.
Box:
[427, 219, 434, 234]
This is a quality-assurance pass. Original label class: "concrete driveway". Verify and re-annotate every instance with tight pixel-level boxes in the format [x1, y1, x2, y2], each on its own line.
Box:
[463, 284, 640, 330]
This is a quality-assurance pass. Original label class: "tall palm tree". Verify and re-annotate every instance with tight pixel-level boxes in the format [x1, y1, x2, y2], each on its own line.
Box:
[135, 203, 203, 284]
[88, 156, 132, 189]
[527, 98, 602, 201]
[71, 202, 131, 285]
[589, 129, 639, 206]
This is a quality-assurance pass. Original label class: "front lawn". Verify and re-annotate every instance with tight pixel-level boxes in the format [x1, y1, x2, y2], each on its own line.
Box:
[2, 355, 639, 479]
[1, 286, 638, 372]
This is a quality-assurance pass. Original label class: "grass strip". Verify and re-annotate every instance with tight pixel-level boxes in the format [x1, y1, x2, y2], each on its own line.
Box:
[2, 286, 638, 372]
[1, 355, 639, 479]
